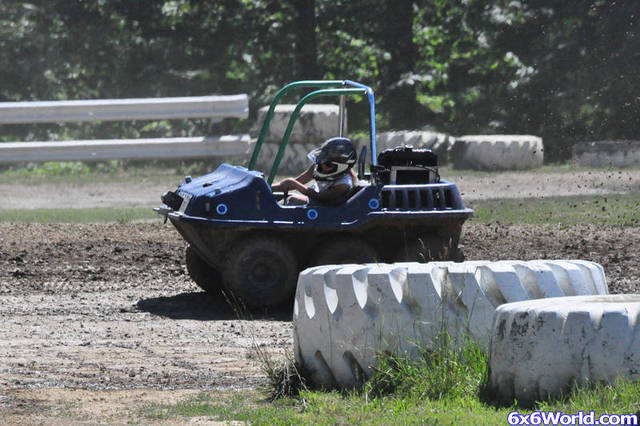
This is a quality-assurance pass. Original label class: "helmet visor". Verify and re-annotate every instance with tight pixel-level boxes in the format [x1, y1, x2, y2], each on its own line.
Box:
[307, 147, 329, 164]
[317, 162, 338, 174]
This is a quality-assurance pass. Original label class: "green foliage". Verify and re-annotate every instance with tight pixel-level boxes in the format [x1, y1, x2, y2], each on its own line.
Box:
[261, 354, 308, 401]
[22, 161, 90, 176]
[1, 1, 639, 160]
[138, 351, 640, 424]
[538, 378, 640, 415]
[365, 334, 487, 401]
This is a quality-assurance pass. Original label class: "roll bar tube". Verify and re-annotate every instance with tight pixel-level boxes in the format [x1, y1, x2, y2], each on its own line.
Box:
[248, 81, 343, 171]
[248, 80, 377, 184]
[267, 88, 367, 184]
[343, 80, 377, 166]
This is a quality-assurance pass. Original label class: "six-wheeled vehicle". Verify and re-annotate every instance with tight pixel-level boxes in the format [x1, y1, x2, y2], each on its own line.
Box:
[155, 80, 473, 308]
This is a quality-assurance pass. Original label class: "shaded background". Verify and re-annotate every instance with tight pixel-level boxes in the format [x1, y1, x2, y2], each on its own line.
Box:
[1, 0, 638, 161]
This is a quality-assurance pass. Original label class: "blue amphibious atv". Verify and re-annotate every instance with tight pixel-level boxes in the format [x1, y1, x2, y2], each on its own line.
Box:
[156, 80, 473, 308]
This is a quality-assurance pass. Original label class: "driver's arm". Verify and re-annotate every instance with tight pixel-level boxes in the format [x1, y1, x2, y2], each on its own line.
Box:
[294, 165, 315, 184]
[271, 165, 314, 192]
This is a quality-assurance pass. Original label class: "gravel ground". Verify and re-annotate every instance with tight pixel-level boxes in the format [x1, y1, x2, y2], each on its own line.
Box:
[1, 167, 639, 423]
[1, 221, 638, 393]
[0, 222, 291, 392]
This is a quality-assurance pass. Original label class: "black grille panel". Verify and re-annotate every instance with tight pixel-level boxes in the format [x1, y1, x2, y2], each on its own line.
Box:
[381, 185, 459, 210]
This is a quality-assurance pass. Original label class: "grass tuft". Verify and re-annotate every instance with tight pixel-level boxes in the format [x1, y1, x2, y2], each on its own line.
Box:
[365, 333, 487, 401]
[136, 347, 640, 424]
[219, 288, 309, 401]
[261, 355, 308, 401]
[537, 377, 640, 414]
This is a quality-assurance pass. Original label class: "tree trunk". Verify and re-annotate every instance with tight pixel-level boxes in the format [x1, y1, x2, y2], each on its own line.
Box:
[291, 0, 319, 80]
[382, 0, 419, 129]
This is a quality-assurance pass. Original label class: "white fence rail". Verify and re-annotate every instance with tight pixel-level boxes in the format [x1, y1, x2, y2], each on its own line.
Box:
[0, 94, 250, 164]
[0, 135, 252, 164]
[0, 95, 248, 123]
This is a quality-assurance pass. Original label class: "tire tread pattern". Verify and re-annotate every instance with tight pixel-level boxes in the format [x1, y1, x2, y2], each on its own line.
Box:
[293, 260, 609, 388]
[488, 294, 640, 404]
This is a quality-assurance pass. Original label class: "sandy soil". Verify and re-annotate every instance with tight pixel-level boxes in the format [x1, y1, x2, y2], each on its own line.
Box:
[0, 388, 235, 425]
[1, 222, 638, 391]
[454, 168, 640, 200]
[1, 168, 639, 423]
[0, 222, 292, 394]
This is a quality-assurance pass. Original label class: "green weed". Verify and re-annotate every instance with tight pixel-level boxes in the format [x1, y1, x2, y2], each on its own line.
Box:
[138, 342, 640, 425]
[365, 334, 486, 401]
[538, 378, 640, 415]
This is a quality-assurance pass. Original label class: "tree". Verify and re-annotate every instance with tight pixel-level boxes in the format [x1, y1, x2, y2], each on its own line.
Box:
[3, 0, 639, 161]
[290, 0, 320, 79]
[380, 0, 421, 129]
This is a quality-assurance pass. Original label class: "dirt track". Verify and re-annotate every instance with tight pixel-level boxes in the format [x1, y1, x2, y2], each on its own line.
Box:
[1, 221, 639, 395]
[0, 222, 292, 393]
[3, 168, 639, 209]
[1, 166, 639, 422]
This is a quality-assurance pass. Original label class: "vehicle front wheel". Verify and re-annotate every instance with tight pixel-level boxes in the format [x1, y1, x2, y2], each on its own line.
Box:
[222, 236, 298, 308]
[185, 245, 223, 293]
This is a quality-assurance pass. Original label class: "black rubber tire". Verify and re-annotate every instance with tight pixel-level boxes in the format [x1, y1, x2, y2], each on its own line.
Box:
[185, 245, 223, 293]
[222, 236, 298, 308]
[311, 237, 379, 266]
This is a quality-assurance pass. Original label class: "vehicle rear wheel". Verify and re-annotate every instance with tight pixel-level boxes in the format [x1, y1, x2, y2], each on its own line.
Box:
[223, 236, 298, 308]
[185, 245, 223, 293]
[311, 237, 379, 266]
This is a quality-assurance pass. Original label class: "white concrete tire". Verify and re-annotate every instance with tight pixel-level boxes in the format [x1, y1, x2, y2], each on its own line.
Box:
[572, 140, 640, 168]
[253, 142, 318, 176]
[451, 135, 543, 171]
[293, 260, 608, 389]
[488, 294, 640, 405]
[257, 104, 344, 145]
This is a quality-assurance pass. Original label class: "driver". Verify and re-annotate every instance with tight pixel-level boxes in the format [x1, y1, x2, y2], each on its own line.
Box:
[271, 137, 358, 206]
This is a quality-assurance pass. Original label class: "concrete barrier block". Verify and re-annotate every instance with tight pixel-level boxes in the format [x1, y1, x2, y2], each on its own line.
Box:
[376, 131, 452, 163]
[451, 135, 543, 171]
[252, 141, 319, 176]
[572, 140, 640, 168]
[257, 104, 344, 145]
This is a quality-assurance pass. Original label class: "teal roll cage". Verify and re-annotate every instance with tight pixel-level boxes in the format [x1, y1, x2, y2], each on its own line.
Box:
[247, 80, 377, 185]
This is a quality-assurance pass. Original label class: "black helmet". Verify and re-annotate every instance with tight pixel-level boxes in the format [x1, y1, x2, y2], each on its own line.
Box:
[307, 137, 356, 181]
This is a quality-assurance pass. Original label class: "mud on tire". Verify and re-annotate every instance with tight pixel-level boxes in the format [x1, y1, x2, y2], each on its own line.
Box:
[223, 236, 298, 308]
[488, 294, 640, 405]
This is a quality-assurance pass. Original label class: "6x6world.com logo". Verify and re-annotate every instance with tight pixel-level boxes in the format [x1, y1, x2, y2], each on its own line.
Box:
[507, 411, 638, 426]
